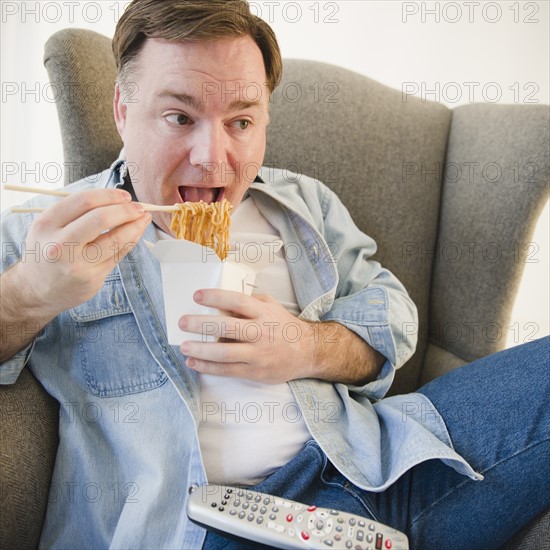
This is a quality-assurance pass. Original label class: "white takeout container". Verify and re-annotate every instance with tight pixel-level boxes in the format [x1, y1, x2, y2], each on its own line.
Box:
[150, 240, 256, 344]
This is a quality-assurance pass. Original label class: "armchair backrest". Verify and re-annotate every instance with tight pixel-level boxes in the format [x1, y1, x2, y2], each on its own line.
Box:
[44, 28, 549, 394]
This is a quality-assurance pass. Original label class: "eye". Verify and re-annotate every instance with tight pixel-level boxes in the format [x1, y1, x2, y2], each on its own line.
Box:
[165, 113, 191, 126]
[231, 119, 250, 130]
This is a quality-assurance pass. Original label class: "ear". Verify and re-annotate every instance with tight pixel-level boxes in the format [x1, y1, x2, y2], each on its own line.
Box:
[113, 83, 127, 137]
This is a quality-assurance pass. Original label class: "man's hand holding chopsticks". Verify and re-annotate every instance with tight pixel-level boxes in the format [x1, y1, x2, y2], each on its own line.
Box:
[0, 188, 151, 362]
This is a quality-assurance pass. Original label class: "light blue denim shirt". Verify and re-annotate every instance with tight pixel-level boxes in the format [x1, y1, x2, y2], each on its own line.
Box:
[0, 164, 481, 549]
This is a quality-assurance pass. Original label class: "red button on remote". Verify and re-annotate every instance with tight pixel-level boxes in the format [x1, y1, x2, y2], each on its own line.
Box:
[307, 505, 317, 512]
[385, 539, 392, 549]
[286, 514, 293, 522]
[301, 531, 310, 540]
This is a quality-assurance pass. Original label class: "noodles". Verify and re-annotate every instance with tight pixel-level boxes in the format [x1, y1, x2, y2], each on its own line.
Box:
[170, 199, 232, 260]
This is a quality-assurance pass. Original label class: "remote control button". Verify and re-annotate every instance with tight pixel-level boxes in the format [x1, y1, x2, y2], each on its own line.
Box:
[301, 531, 310, 540]
[247, 513, 254, 522]
[337, 518, 345, 524]
[295, 504, 303, 511]
[233, 499, 240, 507]
[221, 500, 227, 506]
[330, 510, 339, 516]
[237, 490, 244, 497]
[375, 532, 383, 549]
[251, 504, 258, 512]
[272, 506, 279, 513]
[288, 528, 296, 537]
[336, 526, 343, 533]
[366, 534, 374, 543]
[238, 511, 245, 519]
[349, 518, 356, 526]
[267, 522, 285, 533]
[359, 520, 366, 527]
[345, 542, 352, 549]
[227, 488, 233, 493]
[323, 540, 334, 547]
[260, 506, 267, 514]
[385, 540, 392, 549]
[263, 498, 271, 505]
[255, 495, 262, 503]
[308, 505, 317, 512]
[242, 502, 249, 510]
[269, 514, 276, 520]
[218, 506, 225, 512]
[357, 530, 364, 541]
[316, 520, 325, 530]
[369, 523, 376, 531]
[334, 534, 341, 541]
[246, 492, 253, 500]
[286, 514, 294, 522]
[257, 517, 264, 525]
[296, 514, 304, 524]
[224, 494, 230, 500]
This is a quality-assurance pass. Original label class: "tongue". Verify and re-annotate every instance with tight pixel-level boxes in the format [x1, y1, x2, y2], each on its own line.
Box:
[179, 186, 217, 203]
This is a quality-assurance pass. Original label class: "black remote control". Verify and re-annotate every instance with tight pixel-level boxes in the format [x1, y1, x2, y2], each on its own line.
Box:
[187, 483, 409, 549]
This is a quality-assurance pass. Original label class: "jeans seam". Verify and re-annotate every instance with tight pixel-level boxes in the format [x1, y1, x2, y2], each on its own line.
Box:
[318, 464, 380, 521]
[306, 441, 380, 521]
[409, 437, 550, 530]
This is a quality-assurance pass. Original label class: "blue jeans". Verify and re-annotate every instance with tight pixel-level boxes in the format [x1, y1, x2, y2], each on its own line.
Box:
[203, 337, 550, 550]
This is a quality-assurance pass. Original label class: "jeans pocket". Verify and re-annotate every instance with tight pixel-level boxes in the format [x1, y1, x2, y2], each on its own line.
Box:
[69, 273, 167, 397]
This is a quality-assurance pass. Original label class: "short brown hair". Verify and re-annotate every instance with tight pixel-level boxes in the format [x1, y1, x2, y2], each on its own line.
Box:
[112, 0, 282, 93]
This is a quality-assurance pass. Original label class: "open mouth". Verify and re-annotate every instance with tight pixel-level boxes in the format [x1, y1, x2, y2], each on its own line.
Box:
[177, 186, 223, 204]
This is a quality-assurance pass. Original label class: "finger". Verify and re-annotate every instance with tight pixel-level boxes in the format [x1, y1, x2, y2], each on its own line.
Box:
[90, 212, 152, 268]
[185, 357, 255, 380]
[193, 289, 260, 318]
[179, 314, 247, 340]
[251, 293, 276, 304]
[63, 201, 149, 245]
[180, 341, 251, 364]
[39, 188, 132, 228]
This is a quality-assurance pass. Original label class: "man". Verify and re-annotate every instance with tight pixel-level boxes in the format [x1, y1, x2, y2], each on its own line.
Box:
[1, 1, 548, 548]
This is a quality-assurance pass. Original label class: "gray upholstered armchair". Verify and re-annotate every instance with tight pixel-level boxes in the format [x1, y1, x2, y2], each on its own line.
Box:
[1, 29, 548, 549]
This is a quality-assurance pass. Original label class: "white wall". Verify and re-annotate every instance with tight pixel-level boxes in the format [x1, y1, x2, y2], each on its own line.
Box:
[1, 0, 548, 348]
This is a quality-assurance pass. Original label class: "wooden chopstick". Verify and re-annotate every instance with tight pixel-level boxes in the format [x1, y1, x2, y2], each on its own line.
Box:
[4, 184, 179, 213]
[4, 184, 70, 197]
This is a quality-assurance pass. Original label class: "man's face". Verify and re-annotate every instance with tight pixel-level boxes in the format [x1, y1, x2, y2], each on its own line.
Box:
[114, 36, 270, 234]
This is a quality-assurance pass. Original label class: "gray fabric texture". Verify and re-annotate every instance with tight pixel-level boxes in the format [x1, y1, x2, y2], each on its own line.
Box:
[43, 29, 122, 184]
[265, 59, 452, 395]
[0, 369, 59, 549]
[502, 508, 550, 550]
[420, 343, 467, 385]
[1, 27, 547, 549]
[430, 103, 549, 363]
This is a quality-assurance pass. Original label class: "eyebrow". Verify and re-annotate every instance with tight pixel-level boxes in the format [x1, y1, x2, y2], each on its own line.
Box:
[154, 90, 263, 113]
[154, 91, 204, 111]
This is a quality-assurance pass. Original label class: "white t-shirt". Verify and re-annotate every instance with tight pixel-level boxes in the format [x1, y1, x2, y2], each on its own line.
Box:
[197, 196, 312, 485]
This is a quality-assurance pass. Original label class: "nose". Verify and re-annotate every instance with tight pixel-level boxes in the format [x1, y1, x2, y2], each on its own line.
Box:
[188, 123, 228, 180]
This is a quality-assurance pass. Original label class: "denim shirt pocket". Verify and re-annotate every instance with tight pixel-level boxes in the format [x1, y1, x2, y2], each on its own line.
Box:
[69, 273, 167, 397]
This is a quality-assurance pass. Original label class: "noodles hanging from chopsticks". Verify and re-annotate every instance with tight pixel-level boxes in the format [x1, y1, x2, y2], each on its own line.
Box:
[170, 199, 232, 260]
